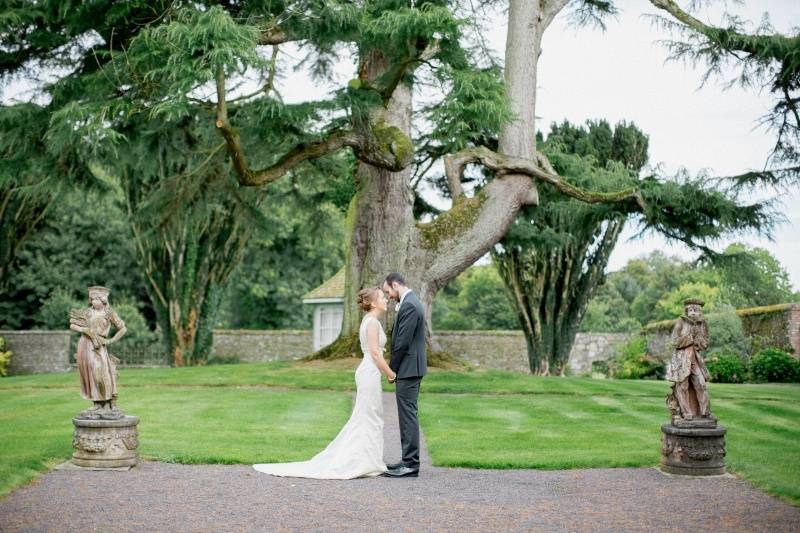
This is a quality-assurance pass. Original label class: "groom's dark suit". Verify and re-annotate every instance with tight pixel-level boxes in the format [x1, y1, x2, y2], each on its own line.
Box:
[389, 290, 427, 470]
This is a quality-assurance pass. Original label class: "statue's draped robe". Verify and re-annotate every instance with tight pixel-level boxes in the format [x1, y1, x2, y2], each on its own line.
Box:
[667, 317, 711, 417]
[72, 308, 125, 401]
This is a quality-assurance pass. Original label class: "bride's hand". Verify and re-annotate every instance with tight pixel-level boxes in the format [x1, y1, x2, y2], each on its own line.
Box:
[387, 373, 397, 383]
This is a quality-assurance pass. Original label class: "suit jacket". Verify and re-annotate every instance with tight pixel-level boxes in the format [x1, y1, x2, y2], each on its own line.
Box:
[390, 291, 428, 379]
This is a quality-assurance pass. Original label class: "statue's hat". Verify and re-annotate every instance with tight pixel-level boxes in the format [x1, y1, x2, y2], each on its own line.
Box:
[683, 298, 705, 307]
[88, 286, 111, 298]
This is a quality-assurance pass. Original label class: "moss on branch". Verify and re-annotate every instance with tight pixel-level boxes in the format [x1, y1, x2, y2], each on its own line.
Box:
[417, 193, 486, 250]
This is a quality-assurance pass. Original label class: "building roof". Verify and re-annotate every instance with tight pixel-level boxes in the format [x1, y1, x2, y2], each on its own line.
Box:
[302, 267, 346, 302]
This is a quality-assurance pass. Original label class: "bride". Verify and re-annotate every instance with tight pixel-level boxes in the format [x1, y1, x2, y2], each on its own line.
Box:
[253, 286, 397, 479]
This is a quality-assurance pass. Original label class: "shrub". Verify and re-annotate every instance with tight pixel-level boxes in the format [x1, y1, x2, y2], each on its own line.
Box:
[608, 336, 665, 380]
[206, 355, 241, 365]
[706, 306, 748, 357]
[591, 359, 609, 375]
[113, 301, 160, 354]
[0, 336, 11, 377]
[706, 352, 748, 383]
[37, 290, 83, 329]
[750, 349, 800, 383]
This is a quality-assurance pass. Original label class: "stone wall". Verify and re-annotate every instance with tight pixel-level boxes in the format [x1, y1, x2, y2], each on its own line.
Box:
[435, 331, 529, 372]
[208, 329, 629, 374]
[568, 333, 631, 374]
[0, 328, 632, 375]
[211, 330, 313, 363]
[0, 330, 71, 375]
[644, 303, 800, 359]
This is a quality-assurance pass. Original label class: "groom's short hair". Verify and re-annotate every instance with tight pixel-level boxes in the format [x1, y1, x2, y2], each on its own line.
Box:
[384, 273, 406, 287]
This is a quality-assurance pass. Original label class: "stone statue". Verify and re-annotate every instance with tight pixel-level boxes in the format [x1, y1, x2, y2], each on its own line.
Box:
[665, 298, 716, 426]
[660, 298, 726, 476]
[70, 286, 127, 420]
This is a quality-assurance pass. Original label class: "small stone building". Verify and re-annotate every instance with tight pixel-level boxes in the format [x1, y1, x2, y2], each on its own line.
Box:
[302, 268, 345, 351]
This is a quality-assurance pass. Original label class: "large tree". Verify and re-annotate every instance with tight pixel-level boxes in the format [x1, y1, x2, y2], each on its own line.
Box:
[492, 120, 649, 374]
[14, 0, 775, 361]
[1, 2, 272, 364]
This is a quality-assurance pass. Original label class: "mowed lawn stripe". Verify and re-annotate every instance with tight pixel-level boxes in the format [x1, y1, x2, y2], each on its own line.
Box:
[0, 388, 352, 497]
[2, 364, 798, 402]
[419, 392, 800, 505]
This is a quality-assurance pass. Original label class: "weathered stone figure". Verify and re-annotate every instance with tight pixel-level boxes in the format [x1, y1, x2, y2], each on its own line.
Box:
[69, 286, 139, 468]
[665, 298, 715, 424]
[660, 298, 725, 475]
[70, 286, 127, 420]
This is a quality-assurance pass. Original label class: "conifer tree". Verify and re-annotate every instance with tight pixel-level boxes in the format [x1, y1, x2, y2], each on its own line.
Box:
[3, 0, 776, 363]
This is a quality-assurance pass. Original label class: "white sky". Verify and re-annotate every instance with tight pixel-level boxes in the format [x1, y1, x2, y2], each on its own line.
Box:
[278, 0, 800, 289]
[527, 0, 800, 289]
[4, 1, 798, 288]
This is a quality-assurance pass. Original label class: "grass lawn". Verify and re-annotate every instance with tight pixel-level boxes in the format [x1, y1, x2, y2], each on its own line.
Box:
[1, 360, 798, 505]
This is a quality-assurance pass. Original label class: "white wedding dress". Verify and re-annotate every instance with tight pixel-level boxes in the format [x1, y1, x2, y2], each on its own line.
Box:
[253, 315, 387, 479]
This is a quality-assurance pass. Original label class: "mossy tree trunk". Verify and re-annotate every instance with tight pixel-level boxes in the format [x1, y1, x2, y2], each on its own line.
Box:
[333, 0, 564, 354]
[494, 217, 625, 374]
[122, 154, 257, 366]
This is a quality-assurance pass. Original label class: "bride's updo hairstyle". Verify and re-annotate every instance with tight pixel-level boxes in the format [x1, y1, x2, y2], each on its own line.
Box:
[356, 286, 380, 312]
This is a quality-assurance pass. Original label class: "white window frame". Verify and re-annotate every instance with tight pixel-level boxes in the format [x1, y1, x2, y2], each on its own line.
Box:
[314, 304, 343, 351]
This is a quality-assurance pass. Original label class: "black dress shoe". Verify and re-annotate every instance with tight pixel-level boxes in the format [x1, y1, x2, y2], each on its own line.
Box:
[385, 462, 408, 470]
[382, 466, 419, 478]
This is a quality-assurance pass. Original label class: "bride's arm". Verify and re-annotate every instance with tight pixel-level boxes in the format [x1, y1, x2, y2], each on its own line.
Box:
[367, 322, 396, 381]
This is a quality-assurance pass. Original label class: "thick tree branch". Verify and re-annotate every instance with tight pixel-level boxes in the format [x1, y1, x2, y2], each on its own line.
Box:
[215, 68, 413, 187]
[357, 40, 440, 103]
[648, 0, 795, 58]
[259, 26, 288, 45]
[445, 145, 646, 208]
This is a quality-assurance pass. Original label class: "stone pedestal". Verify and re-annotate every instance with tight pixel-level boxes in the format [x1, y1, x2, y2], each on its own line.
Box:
[72, 415, 139, 468]
[660, 423, 726, 475]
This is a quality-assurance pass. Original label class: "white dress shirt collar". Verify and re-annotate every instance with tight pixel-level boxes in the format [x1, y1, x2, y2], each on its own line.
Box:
[399, 288, 411, 307]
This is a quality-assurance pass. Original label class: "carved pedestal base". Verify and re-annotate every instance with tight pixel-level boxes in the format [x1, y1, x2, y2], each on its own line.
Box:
[660, 423, 726, 476]
[72, 415, 139, 468]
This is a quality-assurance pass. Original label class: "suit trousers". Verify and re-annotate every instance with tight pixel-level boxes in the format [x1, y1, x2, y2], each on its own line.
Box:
[395, 376, 422, 468]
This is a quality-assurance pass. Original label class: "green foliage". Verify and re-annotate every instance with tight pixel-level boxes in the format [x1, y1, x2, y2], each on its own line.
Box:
[36, 291, 83, 330]
[706, 306, 749, 356]
[112, 301, 161, 356]
[206, 355, 241, 365]
[432, 265, 518, 330]
[656, 281, 722, 318]
[651, 3, 800, 171]
[0, 336, 10, 377]
[751, 349, 800, 383]
[706, 353, 748, 384]
[218, 158, 351, 330]
[580, 292, 641, 333]
[425, 67, 512, 152]
[584, 246, 796, 334]
[607, 336, 664, 380]
[0, 190, 148, 330]
[492, 119, 648, 372]
[713, 243, 795, 308]
[126, 6, 262, 118]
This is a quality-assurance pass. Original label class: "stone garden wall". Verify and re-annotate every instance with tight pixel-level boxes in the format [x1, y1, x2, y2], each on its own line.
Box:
[209, 329, 629, 374]
[0, 327, 630, 375]
[211, 329, 313, 363]
[10, 304, 796, 376]
[0, 330, 71, 375]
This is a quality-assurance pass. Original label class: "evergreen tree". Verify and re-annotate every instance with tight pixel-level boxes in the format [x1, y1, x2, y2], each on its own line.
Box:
[2, 0, 778, 364]
[492, 120, 648, 374]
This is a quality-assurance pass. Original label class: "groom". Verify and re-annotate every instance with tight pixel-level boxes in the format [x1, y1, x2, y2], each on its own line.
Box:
[382, 273, 427, 478]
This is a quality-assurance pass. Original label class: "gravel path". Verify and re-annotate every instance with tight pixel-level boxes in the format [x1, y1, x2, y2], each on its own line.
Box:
[1, 393, 798, 532]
